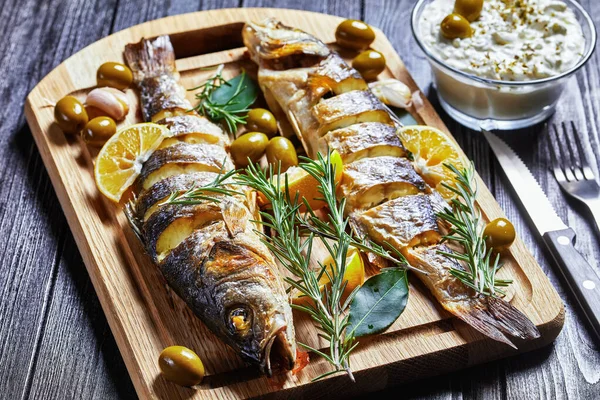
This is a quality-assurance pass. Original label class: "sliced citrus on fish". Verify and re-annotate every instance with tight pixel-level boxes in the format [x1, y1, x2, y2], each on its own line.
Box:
[319, 247, 365, 300]
[260, 150, 344, 211]
[398, 125, 466, 200]
[292, 246, 365, 306]
[94, 123, 171, 202]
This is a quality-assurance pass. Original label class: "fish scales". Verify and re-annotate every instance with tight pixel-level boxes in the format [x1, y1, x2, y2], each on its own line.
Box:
[243, 19, 539, 347]
[124, 35, 296, 374]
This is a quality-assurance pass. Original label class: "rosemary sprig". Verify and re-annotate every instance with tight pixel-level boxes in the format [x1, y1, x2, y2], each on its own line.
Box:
[237, 153, 417, 381]
[237, 157, 358, 381]
[296, 154, 423, 274]
[188, 65, 256, 133]
[436, 163, 512, 296]
[159, 167, 242, 206]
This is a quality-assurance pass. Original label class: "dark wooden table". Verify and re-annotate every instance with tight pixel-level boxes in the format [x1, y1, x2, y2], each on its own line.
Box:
[1, 0, 599, 398]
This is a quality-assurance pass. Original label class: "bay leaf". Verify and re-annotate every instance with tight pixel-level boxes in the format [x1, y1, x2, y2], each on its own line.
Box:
[210, 71, 258, 113]
[347, 268, 409, 338]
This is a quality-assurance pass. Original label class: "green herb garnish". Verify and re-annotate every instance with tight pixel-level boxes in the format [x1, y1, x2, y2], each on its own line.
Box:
[237, 156, 358, 381]
[347, 268, 409, 338]
[158, 166, 241, 206]
[237, 153, 416, 381]
[189, 65, 258, 134]
[436, 163, 512, 296]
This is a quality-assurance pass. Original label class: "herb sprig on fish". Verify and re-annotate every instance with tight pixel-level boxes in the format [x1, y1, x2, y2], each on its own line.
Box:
[237, 153, 416, 381]
[159, 167, 242, 206]
[238, 155, 358, 381]
[436, 164, 512, 296]
[189, 65, 258, 134]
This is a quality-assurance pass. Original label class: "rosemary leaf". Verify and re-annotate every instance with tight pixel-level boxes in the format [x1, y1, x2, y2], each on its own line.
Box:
[436, 163, 512, 296]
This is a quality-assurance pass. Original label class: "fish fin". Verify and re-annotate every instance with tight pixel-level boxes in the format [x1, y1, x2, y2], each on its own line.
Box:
[451, 296, 540, 349]
[123, 35, 177, 81]
[486, 295, 541, 340]
[221, 198, 249, 237]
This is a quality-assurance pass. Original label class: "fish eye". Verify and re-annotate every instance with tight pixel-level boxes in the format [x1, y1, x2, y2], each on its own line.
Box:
[321, 90, 335, 99]
[228, 307, 252, 335]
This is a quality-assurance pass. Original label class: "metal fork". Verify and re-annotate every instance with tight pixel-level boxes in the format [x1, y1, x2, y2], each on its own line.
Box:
[547, 122, 600, 234]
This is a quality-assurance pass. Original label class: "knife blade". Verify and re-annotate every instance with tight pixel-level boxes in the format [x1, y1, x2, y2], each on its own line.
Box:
[482, 130, 567, 235]
[483, 129, 600, 342]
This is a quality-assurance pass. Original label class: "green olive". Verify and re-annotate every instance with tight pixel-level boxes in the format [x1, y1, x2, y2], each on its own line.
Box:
[266, 137, 298, 173]
[352, 50, 386, 81]
[54, 96, 88, 135]
[246, 108, 278, 137]
[484, 218, 516, 252]
[440, 13, 473, 40]
[454, 0, 483, 22]
[97, 62, 133, 90]
[230, 132, 269, 167]
[335, 19, 376, 51]
[158, 346, 205, 387]
[81, 117, 117, 146]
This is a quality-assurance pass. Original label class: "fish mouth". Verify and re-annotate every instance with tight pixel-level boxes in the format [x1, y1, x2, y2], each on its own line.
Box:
[261, 324, 295, 377]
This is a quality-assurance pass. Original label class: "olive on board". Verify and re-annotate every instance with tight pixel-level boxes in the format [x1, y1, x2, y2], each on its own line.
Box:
[484, 218, 516, 252]
[440, 13, 473, 40]
[352, 50, 386, 81]
[335, 19, 376, 51]
[230, 132, 269, 167]
[266, 136, 298, 173]
[54, 96, 89, 135]
[246, 108, 278, 138]
[81, 116, 117, 147]
[454, 0, 484, 22]
[158, 346, 205, 387]
[97, 62, 133, 90]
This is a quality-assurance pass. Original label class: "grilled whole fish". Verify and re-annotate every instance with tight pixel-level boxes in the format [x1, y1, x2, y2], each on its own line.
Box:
[123, 36, 296, 374]
[243, 19, 540, 347]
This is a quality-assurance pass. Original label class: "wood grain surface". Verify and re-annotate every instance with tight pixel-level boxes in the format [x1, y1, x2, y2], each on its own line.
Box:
[1, 0, 599, 399]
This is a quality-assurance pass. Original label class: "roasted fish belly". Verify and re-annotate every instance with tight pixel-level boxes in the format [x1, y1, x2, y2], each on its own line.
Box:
[244, 19, 539, 347]
[124, 36, 296, 373]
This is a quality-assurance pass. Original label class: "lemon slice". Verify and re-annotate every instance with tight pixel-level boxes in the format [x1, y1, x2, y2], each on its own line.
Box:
[293, 246, 365, 306]
[260, 151, 344, 211]
[94, 123, 171, 202]
[398, 125, 466, 199]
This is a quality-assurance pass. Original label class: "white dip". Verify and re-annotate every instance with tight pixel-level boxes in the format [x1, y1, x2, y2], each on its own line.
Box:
[419, 0, 585, 81]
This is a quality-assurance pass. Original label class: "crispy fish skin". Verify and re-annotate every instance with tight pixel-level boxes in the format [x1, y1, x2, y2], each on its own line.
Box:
[244, 20, 539, 347]
[136, 172, 221, 220]
[312, 90, 393, 136]
[354, 194, 442, 249]
[320, 122, 406, 164]
[137, 142, 234, 190]
[124, 36, 296, 374]
[340, 156, 427, 211]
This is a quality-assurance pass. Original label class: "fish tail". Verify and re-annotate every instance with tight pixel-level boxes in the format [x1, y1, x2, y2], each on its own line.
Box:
[123, 35, 177, 82]
[124, 36, 190, 121]
[450, 296, 541, 349]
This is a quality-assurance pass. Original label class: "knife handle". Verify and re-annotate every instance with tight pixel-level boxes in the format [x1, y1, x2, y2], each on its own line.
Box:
[543, 228, 600, 341]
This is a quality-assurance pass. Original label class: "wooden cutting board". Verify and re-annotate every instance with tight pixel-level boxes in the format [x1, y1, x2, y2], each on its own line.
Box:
[24, 8, 564, 400]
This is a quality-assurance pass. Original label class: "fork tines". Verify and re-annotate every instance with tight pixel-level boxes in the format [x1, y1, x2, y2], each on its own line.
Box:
[547, 121, 596, 183]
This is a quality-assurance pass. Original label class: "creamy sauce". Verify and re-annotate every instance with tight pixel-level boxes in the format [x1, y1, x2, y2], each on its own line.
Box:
[419, 0, 585, 81]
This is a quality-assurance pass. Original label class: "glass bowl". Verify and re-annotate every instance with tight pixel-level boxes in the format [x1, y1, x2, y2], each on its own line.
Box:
[411, 0, 597, 131]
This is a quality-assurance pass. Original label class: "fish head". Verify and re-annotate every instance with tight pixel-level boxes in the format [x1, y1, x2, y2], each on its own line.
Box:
[205, 241, 296, 375]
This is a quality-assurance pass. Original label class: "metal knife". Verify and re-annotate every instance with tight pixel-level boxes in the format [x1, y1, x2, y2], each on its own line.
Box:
[483, 130, 600, 341]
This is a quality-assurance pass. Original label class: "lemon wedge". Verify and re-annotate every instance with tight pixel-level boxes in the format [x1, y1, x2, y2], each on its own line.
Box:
[398, 125, 466, 200]
[94, 123, 170, 202]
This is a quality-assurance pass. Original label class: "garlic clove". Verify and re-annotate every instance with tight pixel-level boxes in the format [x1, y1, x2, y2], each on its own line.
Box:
[85, 87, 130, 121]
[368, 79, 412, 109]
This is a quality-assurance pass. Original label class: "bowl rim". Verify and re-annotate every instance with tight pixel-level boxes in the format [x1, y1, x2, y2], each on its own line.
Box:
[411, 0, 597, 87]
